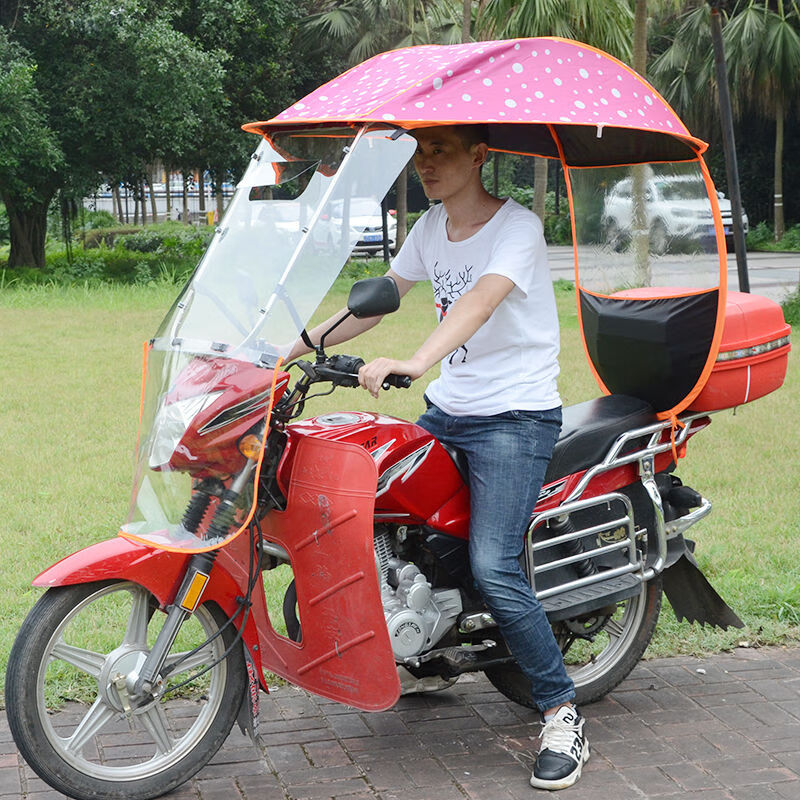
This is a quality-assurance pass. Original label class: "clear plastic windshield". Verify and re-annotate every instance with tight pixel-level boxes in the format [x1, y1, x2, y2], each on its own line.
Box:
[122, 126, 416, 552]
[568, 159, 727, 416]
[155, 127, 416, 363]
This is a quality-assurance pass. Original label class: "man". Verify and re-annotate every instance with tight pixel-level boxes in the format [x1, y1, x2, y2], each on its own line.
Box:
[295, 124, 588, 790]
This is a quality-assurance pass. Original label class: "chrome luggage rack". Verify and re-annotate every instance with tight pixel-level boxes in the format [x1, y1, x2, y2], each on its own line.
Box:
[527, 412, 713, 603]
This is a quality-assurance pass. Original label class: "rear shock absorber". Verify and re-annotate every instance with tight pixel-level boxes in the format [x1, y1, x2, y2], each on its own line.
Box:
[548, 515, 598, 579]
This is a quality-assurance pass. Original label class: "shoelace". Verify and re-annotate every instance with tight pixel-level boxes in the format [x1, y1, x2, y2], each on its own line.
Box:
[539, 715, 581, 756]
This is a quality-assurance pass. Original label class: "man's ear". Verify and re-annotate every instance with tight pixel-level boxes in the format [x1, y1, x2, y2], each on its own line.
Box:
[472, 142, 489, 168]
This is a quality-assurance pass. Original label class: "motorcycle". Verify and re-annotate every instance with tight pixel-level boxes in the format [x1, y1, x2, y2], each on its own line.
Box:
[5, 37, 792, 800]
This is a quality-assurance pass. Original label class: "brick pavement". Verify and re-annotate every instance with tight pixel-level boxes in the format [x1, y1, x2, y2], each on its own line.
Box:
[2, 645, 800, 799]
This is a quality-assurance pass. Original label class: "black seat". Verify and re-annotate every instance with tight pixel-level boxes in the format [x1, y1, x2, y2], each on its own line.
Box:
[544, 395, 657, 484]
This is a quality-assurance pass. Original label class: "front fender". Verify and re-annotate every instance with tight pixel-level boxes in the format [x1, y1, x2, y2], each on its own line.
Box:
[33, 535, 266, 677]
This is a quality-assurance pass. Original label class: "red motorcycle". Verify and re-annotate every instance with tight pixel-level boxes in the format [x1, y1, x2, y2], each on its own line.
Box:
[5, 37, 791, 800]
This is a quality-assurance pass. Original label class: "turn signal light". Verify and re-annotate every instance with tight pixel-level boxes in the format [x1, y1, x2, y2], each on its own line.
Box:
[239, 434, 263, 461]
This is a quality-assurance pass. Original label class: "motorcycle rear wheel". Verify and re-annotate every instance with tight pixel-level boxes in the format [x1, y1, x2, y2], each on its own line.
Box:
[5, 580, 246, 800]
[484, 578, 662, 708]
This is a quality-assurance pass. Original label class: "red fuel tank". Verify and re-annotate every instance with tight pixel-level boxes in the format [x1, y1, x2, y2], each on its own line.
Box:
[280, 412, 470, 537]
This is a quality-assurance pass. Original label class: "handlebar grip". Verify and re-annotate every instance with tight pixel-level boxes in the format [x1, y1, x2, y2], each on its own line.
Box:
[382, 374, 412, 390]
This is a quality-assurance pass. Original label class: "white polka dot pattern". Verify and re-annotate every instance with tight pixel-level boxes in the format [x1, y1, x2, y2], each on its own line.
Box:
[267, 38, 690, 139]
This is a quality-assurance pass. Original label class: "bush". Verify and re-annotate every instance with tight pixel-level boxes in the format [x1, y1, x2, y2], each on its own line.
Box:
[79, 210, 118, 230]
[747, 221, 800, 252]
[82, 227, 139, 248]
[0, 204, 9, 246]
[782, 285, 800, 326]
[746, 221, 773, 250]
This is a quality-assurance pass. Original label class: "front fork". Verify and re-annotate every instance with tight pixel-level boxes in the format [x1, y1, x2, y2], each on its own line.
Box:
[131, 459, 257, 702]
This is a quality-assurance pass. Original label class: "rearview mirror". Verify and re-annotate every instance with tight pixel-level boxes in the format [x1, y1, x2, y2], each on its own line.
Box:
[347, 276, 400, 319]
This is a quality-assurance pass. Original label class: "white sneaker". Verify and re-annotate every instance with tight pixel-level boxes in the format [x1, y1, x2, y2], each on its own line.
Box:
[530, 705, 589, 790]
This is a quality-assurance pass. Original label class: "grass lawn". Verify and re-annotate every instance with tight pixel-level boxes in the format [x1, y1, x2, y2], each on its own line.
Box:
[0, 279, 797, 703]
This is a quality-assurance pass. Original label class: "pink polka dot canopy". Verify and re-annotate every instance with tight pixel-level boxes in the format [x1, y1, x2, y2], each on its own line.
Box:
[243, 36, 728, 422]
[244, 37, 707, 166]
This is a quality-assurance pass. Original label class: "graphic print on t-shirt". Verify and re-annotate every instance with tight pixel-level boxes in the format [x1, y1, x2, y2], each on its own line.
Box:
[432, 262, 473, 365]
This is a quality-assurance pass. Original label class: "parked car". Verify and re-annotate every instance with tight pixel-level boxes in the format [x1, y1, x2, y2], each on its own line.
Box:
[330, 197, 396, 256]
[602, 174, 748, 254]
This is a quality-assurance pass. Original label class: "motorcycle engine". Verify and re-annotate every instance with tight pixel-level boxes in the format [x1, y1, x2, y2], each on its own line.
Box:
[375, 531, 462, 661]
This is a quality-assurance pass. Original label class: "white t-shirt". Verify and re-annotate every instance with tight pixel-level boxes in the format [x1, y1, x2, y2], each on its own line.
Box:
[391, 198, 560, 416]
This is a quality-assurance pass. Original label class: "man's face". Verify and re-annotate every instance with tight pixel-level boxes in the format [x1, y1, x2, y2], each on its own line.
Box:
[412, 126, 486, 203]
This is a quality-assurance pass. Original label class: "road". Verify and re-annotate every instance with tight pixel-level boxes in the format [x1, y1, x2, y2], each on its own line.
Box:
[547, 246, 799, 304]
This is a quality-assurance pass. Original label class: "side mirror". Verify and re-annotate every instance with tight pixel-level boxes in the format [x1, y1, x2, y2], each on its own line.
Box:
[347, 276, 400, 319]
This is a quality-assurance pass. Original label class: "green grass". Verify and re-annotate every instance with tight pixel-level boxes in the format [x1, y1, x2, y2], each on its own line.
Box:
[0, 279, 797, 704]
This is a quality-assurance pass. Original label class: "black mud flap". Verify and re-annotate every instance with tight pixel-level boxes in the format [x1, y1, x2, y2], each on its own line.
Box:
[237, 644, 264, 748]
[662, 552, 744, 630]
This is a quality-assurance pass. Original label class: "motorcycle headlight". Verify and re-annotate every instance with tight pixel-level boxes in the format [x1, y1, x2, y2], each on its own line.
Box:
[148, 392, 224, 469]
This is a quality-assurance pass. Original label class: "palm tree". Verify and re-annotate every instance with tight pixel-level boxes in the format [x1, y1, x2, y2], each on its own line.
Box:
[723, 1, 800, 240]
[652, 1, 800, 242]
[476, 0, 634, 223]
[302, 0, 463, 249]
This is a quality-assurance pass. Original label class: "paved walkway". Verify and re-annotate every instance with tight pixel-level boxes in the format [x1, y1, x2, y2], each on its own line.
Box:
[3, 645, 800, 799]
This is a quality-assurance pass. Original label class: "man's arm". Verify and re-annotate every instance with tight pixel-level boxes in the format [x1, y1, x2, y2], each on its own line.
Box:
[358, 273, 515, 397]
[285, 268, 416, 361]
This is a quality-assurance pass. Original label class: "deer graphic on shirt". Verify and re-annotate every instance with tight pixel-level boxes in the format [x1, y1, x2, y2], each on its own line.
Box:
[433, 263, 473, 365]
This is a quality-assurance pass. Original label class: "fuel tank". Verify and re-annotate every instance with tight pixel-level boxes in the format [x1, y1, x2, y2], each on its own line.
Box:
[279, 412, 470, 537]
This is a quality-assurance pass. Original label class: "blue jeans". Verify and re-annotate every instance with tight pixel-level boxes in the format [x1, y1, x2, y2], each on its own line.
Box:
[417, 401, 575, 712]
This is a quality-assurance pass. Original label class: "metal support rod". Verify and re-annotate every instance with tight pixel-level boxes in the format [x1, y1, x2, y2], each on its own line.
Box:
[709, 2, 750, 292]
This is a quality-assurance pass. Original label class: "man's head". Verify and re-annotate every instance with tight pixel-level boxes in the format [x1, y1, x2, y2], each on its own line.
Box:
[411, 125, 491, 203]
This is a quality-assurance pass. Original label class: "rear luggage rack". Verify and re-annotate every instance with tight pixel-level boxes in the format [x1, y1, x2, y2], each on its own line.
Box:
[528, 413, 713, 617]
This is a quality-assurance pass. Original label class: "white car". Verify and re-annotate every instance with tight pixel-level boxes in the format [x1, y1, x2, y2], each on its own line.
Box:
[331, 197, 397, 256]
[602, 174, 748, 254]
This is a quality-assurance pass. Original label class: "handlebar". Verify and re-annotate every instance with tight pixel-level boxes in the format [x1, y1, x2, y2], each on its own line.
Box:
[297, 354, 411, 391]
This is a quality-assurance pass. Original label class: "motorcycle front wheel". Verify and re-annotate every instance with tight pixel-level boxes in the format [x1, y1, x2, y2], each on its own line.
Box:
[484, 577, 662, 708]
[5, 580, 246, 800]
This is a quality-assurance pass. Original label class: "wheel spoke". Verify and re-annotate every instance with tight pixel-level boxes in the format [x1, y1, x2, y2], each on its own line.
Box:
[64, 698, 117, 754]
[602, 617, 627, 641]
[123, 587, 152, 648]
[164, 644, 216, 676]
[138, 701, 175, 755]
[50, 639, 106, 678]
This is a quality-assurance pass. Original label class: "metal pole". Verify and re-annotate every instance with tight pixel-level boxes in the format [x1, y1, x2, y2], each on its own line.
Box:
[709, 1, 750, 292]
[381, 196, 390, 264]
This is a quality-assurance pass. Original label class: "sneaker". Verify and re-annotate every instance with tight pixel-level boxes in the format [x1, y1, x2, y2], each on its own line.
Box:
[530, 705, 589, 790]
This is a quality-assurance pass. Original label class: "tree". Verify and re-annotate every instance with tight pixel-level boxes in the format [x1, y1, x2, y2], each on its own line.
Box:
[0, 30, 64, 267]
[723, 1, 800, 240]
[477, 0, 634, 223]
[651, 1, 800, 241]
[0, 0, 226, 267]
[301, 0, 464, 249]
[172, 0, 321, 219]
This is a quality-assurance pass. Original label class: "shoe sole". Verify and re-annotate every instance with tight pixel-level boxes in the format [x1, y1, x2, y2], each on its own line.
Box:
[529, 743, 590, 791]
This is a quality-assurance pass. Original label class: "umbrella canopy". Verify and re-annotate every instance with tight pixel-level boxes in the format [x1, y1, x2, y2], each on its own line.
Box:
[244, 37, 706, 166]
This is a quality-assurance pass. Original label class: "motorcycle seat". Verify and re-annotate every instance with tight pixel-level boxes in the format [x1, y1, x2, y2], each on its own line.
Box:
[544, 394, 657, 484]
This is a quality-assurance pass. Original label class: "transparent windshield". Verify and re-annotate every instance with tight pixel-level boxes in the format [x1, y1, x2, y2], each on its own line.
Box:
[154, 127, 416, 364]
[122, 126, 416, 552]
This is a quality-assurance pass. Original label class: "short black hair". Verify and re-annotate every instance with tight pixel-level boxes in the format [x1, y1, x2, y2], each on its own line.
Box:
[453, 124, 490, 150]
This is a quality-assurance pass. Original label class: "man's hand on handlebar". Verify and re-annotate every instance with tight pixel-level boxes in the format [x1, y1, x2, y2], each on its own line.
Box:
[358, 357, 421, 398]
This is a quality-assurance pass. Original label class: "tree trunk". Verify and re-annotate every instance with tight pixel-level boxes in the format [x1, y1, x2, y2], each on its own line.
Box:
[112, 185, 123, 223]
[3, 193, 52, 269]
[145, 173, 158, 224]
[216, 184, 224, 223]
[198, 171, 206, 215]
[462, 0, 471, 42]
[532, 157, 547, 223]
[774, 101, 784, 242]
[182, 172, 190, 224]
[165, 170, 172, 220]
[395, 164, 408, 251]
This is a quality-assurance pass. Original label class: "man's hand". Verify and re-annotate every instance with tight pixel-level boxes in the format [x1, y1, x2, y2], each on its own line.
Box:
[358, 357, 424, 398]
